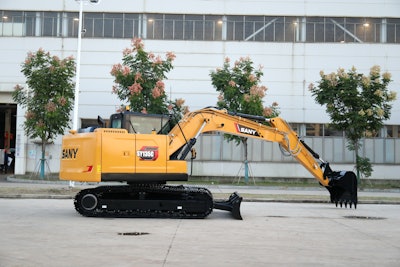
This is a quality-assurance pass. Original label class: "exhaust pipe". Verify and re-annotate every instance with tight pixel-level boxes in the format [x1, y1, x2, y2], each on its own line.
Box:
[214, 192, 243, 220]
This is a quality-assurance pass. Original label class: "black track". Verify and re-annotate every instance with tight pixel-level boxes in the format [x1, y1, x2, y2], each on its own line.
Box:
[74, 184, 214, 219]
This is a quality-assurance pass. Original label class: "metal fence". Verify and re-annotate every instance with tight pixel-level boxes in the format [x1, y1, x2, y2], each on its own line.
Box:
[195, 134, 400, 164]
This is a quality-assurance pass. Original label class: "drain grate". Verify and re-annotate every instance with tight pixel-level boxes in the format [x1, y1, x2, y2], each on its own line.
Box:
[118, 232, 150, 236]
[343, 216, 386, 220]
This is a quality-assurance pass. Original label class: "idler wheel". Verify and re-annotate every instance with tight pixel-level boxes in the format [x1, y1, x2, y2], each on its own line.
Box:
[81, 193, 98, 211]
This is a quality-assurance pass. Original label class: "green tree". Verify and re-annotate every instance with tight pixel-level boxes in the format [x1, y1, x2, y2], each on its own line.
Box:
[210, 56, 279, 182]
[111, 38, 185, 117]
[309, 66, 396, 180]
[13, 48, 75, 178]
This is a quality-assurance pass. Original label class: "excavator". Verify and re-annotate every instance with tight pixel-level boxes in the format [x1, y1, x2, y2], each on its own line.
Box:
[60, 107, 358, 219]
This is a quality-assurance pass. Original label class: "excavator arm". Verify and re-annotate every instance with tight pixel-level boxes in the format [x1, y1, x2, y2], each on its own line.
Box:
[167, 107, 358, 208]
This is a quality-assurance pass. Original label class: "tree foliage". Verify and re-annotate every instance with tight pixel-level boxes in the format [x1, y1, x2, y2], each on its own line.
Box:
[210, 56, 279, 145]
[309, 66, 396, 178]
[13, 48, 76, 142]
[210, 56, 279, 182]
[12, 48, 75, 178]
[111, 38, 186, 116]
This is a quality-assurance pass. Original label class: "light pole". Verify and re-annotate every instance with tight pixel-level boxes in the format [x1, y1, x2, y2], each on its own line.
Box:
[72, 0, 100, 130]
[72, 0, 83, 130]
[70, 0, 99, 187]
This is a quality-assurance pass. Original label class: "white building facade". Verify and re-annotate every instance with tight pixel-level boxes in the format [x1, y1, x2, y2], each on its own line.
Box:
[0, 0, 399, 179]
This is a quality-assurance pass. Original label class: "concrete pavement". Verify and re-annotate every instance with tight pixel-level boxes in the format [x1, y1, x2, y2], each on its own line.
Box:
[0, 199, 399, 267]
[1, 174, 400, 266]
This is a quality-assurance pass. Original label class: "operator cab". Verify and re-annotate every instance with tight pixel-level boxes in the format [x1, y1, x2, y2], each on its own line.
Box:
[109, 111, 172, 134]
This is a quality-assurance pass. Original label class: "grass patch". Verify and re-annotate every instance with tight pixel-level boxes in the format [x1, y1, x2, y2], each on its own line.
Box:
[0, 186, 81, 196]
[9, 174, 400, 190]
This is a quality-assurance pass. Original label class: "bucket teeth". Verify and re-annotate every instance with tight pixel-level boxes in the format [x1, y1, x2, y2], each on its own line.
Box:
[333, 199, 357, 209]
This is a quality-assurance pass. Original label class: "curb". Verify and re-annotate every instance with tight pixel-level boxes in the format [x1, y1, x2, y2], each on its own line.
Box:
[0, 194, 73, 199]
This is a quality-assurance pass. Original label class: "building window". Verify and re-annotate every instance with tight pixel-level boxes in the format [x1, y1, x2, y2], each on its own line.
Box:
[104, 13, 123, 38]
[146, 14, 222, 41]
[183, 15, 203, 40]
[1, 10, 399, 44]
[387, 18, 400, 43]
[123, 13, 140, 39]
[386, 125, 400, 138]
[1, 11, 24, 36]
[67, 12, 79, 37]
[82, 13, 102, 38]
[41, 12, 57, 36]
[226, 15, 243, 40]
[24, 12, 36, 36]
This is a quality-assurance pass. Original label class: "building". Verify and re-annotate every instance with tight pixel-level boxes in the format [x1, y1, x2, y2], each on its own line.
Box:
[1, 0, 399, 179]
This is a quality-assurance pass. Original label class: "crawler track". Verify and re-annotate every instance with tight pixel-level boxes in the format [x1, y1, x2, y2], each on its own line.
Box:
[74, 184, 214, 219]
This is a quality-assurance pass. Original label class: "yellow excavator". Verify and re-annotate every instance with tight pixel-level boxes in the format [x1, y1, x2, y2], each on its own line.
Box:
[60, 107, 358, 219]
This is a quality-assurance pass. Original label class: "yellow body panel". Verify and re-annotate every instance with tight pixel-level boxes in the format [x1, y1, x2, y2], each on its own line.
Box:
[59, 131, 102, 182]
[60, 128, 188, 183]
[101, 129, 135, 174]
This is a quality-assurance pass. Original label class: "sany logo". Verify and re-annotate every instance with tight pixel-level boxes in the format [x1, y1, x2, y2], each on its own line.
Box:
[235, 123, 259, 136]
[62, 148, 78, 159]
[137, 146, 159, 161]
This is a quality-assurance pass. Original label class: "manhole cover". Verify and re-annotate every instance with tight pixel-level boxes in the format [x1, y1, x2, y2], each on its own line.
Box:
[118, 232, 149, 236]
[343, 216, 386, 220]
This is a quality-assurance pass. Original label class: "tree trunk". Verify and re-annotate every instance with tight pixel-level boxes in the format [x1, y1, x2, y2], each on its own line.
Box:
[354, 142, 360, 183]
[241, 137, 249, 183]
[40, 139, 46, 179]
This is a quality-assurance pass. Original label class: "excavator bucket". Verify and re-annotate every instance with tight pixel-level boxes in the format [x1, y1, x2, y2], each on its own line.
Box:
[326, 171, 358, 208]
[213, 192, 243, 220]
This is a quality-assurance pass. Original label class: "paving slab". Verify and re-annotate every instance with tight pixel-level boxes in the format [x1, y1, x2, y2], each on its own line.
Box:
[0, 199, 399, 267]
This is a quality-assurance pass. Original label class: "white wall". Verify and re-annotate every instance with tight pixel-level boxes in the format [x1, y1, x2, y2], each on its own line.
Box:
[1, 0, 399, 176]
[3, 0, 400, 18]
[3, 38, 398, 123]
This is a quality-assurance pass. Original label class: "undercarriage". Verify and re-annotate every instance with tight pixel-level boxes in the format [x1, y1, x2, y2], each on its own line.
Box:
[74, 184, 243, 219]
